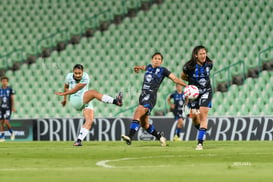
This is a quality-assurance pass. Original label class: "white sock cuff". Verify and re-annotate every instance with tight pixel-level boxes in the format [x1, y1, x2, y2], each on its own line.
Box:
[78, 128, 89, 141]
[101, 95, 114, 104]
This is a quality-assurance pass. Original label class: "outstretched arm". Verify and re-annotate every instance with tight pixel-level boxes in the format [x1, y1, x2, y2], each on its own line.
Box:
[59, 84, 69, 106]
[169, 73, 187, 87]
[134, 65, 146, 73]
[55, 83, 86, 96]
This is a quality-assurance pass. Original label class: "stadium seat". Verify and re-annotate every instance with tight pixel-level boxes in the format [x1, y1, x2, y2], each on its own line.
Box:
[3, 0, 272, 118]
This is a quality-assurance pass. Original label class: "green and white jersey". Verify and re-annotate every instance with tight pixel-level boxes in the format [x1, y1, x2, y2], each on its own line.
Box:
[64, 72, 93, 111]
[64, 72, 89, 97]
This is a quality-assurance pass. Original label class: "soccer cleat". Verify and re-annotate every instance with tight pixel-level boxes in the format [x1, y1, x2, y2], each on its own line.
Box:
[159, 132, 166, 147]
[73, 141, 82, 146]
[121, 135, 131, 145]
[160, 136, 167, 147]
[0, 138, 5, 142]
[173, 135, 181, 142]
[10, 133, 15, 141]
[195, 143, 203, 150]
[114, 92, 123, 106]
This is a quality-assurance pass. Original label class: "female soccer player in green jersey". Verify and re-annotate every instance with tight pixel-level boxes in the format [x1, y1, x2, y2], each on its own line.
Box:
[55, 64, 122, 146]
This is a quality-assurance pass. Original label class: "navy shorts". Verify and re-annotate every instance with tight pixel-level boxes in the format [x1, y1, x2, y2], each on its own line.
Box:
[139, 92, 157, 115]
[0, 108, 12, 120]
[173, 109, 184, 120]
[188, 89, 212, 109]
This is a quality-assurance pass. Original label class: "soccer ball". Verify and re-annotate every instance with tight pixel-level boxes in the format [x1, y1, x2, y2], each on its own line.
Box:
[184, 85, 199, 99]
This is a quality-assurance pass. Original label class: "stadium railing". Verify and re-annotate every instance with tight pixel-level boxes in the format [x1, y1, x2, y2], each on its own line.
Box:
[2, 0, 159, 70]
[212, 60, 246, 92]
[258, 46, 273, 72]
[36, 29, 70, 55]
[0, 48, 25, 69]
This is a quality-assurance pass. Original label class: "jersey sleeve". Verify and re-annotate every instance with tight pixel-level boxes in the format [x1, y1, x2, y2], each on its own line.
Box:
[182, 64, 190, 75]
[210, 62, 213, 70]
[163, 67, 171, 77]
[169, 92, 174, 99]
[64, 73, 70, 85]
[11, 88, 15, 95]
[146, 64, 151, 70]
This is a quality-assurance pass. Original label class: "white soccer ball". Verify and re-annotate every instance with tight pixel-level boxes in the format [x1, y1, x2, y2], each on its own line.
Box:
[184, 85, 199, 100]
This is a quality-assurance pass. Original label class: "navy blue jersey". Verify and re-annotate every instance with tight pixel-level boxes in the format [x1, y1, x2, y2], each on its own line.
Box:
[139, 64, 171, 113]
[141, 64, 171, 96]
[0, 87, 15, 109]
[170, 91, 185, 111]
[183, 62, 213, 93]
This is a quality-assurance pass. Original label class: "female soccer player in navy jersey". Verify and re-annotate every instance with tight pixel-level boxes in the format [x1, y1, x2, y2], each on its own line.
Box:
[122, 52, 187, 146]
[167, 84, 186, 141]
[181, 45, 213, 150]
[0, 76, 16, 141]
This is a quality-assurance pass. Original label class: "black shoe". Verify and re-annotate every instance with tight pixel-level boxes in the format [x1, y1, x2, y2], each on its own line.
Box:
[73, 141, 82, 146]
[114, 92, 123, 106]
[121, 135, 131, 145]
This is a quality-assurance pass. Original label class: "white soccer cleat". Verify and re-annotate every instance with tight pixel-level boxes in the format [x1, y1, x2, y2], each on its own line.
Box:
[195, 143, 203, 150]
[0, 138, 5, 142]
[121, 135, 131, 145]
[173, 135, 181, 142]
[10, 133, 15, 141]
[160, 136, 167, 147]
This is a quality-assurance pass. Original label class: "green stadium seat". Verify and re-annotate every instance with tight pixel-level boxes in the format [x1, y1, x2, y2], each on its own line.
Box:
[3, 0, 272, 118]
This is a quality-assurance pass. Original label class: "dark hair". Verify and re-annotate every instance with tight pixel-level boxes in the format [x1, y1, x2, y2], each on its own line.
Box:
[1, 76, 9, 81]
[184, 45, 212, 71]
[73, 64, 84, 70]
[152, 52, 163, 60]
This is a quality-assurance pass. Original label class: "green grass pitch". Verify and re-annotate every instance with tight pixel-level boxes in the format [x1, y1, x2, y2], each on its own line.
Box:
[0, 141, 272, 182]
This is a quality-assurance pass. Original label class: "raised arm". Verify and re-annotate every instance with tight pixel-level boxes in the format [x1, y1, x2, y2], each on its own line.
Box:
[134, 65, 146, 73]
[168, 73, 187, 87]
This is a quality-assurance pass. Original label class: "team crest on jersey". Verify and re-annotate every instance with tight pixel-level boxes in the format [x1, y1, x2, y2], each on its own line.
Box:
[206, 67, 210, 75]
[145, 74, 152, 82]
[155, 68, 160, 74]
[179, 100, 183, 105]
[198, 78, 207, 86]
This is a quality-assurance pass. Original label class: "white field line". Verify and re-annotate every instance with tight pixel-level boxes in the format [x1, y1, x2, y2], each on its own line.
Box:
[96, 154, 216, 168]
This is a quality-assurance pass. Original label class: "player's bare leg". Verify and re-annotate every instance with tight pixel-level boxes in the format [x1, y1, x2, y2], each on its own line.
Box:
[190, 109, 201, 129]
[83, 90, 122, 106]
[74, 109, 94, 146]
[196, 107, 209, 150]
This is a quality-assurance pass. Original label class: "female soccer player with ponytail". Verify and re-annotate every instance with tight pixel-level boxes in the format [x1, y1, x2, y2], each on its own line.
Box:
[181, 45, 213, 150]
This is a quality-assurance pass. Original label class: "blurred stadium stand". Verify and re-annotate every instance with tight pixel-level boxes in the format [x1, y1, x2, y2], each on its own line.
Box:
[1, 0, 272, 118]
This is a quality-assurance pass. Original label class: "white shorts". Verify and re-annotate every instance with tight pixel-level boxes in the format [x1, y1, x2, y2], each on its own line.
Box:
[69, 94, 94, 111]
